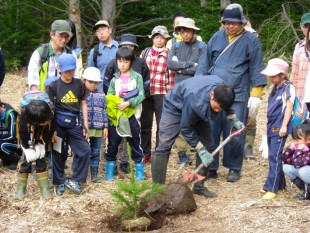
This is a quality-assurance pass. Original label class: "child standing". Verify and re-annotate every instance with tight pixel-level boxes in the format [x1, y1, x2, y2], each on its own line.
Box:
[46, 53, 90, 195]
[260, 58, 295, 200]
[105, 47, 145, 180]
[82, 67, 108, 182]
[283, 120, 310, 200]
[15, 100, 55, 200]
[0, 100, 21, 169]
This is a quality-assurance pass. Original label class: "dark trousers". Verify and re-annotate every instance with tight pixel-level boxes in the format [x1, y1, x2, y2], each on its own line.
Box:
[156, 110, 214, 154]
[19, 157, 47, 173]
[52, 125, 90, 185]
[263, 135, 286, 192]
[105, 116, 143, 163]
[140, 95, 164, 155]
[209, 101, 247, 171]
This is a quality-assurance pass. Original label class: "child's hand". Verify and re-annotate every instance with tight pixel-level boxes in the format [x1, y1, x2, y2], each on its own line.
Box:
[103, 128, 108, 139]
[279, 126, 287, 137]
[117, 101, 130, 111]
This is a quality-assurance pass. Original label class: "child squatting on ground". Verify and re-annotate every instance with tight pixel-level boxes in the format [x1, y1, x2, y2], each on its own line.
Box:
[260, 58, 295, 200]
[283, 120, 310, 200]
[46, 53, 91, 196]
[15, 100, 55, 200]
[105, 46, 145, 181]
[81, 67, 108, 182]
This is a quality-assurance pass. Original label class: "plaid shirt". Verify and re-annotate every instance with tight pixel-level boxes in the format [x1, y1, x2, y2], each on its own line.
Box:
[140, 47, 175, 95]
[290, 39, 310, 102]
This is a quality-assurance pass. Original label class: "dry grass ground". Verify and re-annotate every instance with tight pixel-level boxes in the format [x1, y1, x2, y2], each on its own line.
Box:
[0, 72, 310, 233]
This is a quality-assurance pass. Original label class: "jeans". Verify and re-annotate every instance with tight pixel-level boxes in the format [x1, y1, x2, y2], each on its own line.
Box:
[140, 95, 164, 155]
[209, 101, 248, 171]
[105, 116, 143, 163]
[283, 164, 310, 184]
[89, 137, 102, 166]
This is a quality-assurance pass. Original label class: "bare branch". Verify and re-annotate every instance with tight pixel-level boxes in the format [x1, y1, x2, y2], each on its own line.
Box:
[35, 0, 68, 13]
[281, 3, 300, 41]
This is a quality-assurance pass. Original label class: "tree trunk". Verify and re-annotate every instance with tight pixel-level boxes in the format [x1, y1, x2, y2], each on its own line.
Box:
[220, 0, 230, 8]
[69, 0, 82, 47]
[200, 0, 207, 7]
[102, 0, 116, 33]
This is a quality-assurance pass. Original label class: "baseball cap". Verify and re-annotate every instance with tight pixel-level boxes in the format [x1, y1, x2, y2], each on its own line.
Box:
[261, 58, 289, 76]
[82, 67, 102, 82]
[51, 20, 72, 36]
[301, 12, 310, 25]
[58, 54, 76, 73]
[148, 25, 171, 39]
[93, 20, 110, 31]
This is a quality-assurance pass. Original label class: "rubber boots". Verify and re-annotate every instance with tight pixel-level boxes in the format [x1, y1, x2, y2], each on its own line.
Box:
[244, 129, 256, 159]
[151, 152, 169, 184]
[14, 173, 29, 200]
[135, 162, 145, 181]
[105, 161, 116, 181]
[90, 165, 101, 183]
[292, 177, 305, 190]
[36, 171, 52, 200]
[192, 153, 218, 198]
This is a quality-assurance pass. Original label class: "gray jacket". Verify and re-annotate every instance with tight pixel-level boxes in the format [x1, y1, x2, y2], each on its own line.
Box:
[168, 38, 206, 84]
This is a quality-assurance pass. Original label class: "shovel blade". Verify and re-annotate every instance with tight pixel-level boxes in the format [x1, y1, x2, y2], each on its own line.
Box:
[182, 173, 205, 183]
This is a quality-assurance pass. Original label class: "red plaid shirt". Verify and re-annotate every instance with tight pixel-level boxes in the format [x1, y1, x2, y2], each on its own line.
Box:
[290, 39, 310, 101]
[140, 47, 175, 95]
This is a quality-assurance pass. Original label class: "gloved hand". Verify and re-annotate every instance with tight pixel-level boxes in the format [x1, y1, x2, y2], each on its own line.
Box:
[34, 143, 46, 159]
[195, 143, 213, 167]
[259, 134, 268, 159]
[227, 114, 245, 130]
[247, 97, 261, 114]
[21, 145, 38, 163]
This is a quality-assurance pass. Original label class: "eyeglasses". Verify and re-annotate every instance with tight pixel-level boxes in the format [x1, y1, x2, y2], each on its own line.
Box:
[55, 33, 70, 40]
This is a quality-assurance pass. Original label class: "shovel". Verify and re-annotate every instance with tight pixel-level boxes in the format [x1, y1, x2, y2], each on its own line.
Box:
[182, 127, 246, 184]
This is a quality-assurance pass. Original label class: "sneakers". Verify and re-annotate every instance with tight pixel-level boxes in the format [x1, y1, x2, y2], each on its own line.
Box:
[56, 184, 66, 196]
[260, 188, 267, 194]
[143, 154, 152, 164]
[120, 162, 130, 174]
[64, 179, 82, 194]
[263, 191, 277, 200]
[226, 169, 241, 182]
[177, 152, 192, 166]
[207, 170, 218, 179]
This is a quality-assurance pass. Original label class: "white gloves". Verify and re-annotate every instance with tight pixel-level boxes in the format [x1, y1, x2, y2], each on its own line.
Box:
[172, 56, 178, 61]
[35, 143, 46, 159]
[247, 97, 261, 114]
[259, 134, 268, 159]
[21, 143, 46, 163]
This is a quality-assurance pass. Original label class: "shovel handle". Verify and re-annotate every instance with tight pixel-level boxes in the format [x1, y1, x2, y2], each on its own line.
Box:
[193, 127, 246, 174]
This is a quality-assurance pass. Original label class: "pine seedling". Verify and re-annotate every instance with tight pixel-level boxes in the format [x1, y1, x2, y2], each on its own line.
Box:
[107, 145, 165, 220]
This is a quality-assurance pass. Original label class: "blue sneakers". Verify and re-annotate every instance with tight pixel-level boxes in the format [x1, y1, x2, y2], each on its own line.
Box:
[64, 179, 82, 194]
[56, 184, 66, 196]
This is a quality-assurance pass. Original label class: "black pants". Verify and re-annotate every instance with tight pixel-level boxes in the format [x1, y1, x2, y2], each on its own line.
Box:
[140, 95, 164, 156]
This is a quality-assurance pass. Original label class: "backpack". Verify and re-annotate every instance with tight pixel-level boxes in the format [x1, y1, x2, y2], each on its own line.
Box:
[92, 44, 101, 68]
[282, 82, 309, 128]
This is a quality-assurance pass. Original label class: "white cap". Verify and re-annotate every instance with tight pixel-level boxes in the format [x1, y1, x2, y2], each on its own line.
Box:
[82, 67, 102, 82]
[261, 58, 289, 76]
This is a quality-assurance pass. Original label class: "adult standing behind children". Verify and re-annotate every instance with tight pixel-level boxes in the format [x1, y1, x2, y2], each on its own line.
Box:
[140, 26, 174, 164]
[81, 67, 108, 182]
[28, 19, 79, 91]
[290, 12, 310, 111]
[88, 20, 119, 92]
[46, 53, 90, 196]
[167, 18, 206, 165]
[195, 3, 266, 182]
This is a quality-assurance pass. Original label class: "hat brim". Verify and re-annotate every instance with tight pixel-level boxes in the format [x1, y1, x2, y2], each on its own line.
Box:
[261, 68, 284, 76]
[60, 64, 76, 73]
[221, 18, 244, 24]
[83, 77, 103, 82]
[175, 25, 200, 31]
[119, 41, 139, 48]
[148, 33, 171, 39]
[56, 30, 73, 37]
[93, 24, 110, 31]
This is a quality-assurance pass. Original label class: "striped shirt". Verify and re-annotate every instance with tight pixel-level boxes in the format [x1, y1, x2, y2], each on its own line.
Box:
[140, 47, 174, 95]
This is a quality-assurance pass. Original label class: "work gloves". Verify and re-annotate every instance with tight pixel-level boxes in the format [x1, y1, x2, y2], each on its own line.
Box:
[195, 142, 213, 167]
[227, 114, 245, 130]
[21, 143, 46, 163]
[248, 86, 264, 115]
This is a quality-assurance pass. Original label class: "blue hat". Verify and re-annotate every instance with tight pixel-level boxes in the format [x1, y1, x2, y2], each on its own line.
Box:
[58, 54, 76, 72]
[222, 3, 247, 24]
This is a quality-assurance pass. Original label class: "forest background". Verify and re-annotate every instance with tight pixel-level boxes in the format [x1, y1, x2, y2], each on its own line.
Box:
[0, 0, 310, 71]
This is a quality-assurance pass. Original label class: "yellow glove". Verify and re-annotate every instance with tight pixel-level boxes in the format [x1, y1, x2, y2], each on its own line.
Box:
[250, 86, 264, 98]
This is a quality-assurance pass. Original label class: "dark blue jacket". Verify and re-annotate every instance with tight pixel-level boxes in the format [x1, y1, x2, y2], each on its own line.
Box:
[195, 29, 266, 102]
[163, 75, 233, 146]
